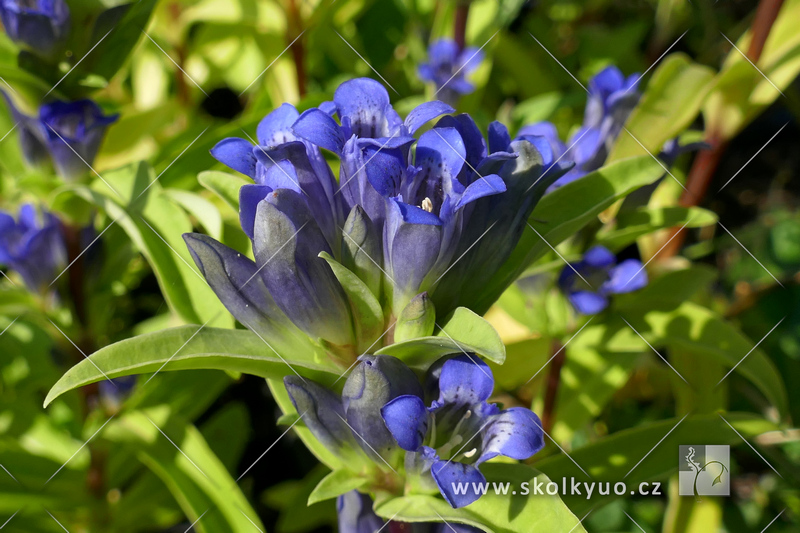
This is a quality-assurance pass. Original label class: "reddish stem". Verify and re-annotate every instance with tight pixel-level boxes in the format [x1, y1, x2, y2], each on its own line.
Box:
[658, 0, 785, 259]
[541, 340, 565, 435]
[454, 3, 470, 51]
[287, 0, 307, 97]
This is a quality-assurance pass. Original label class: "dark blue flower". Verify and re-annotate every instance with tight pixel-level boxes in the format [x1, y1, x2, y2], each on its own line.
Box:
[38, 99, 119, 179]
[381, 355, 545, 508]
[0, 0, 70, 57]
[558, 245, 648, 315]
[195, 77, 570, 352]
[518, 65, 640, 189]
[2, 96, 118, 179]
[418, 39, 484, 105]
[0, 203, 66, 292]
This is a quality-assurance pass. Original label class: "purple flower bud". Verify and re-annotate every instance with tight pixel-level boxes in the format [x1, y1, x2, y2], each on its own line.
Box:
[0, 0, 70, 57]
[0, 204, 66, 292]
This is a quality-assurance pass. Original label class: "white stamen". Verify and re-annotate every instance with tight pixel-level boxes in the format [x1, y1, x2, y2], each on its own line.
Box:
[421, 197, 433, 212]
[463, 448, 478, 458]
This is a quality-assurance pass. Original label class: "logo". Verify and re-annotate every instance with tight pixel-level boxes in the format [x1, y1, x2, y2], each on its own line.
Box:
[679, 445, 730, 496]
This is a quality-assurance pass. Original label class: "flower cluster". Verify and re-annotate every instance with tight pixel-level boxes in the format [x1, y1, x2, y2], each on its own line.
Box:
[559, 245, 647, 314]
[186, 77, 569, 356]
[284, 353, 544, 510]
[418, 39, 484, 105]
[0, 0, 70, 58]
[3, 94, 118, 179]
[518, 65, 640, 190]
[0, 203, 66, 292]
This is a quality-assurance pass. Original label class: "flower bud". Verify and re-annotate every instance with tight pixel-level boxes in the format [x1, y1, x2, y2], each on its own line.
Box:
[393, 292, 435, 343]
[342, 355, 423, 460]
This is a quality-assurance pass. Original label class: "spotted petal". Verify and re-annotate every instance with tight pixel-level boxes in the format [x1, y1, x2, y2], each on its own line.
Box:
[434, 355, 494, 409]
[477, 408, 544, 464]
[431, 460, 487, 508]
[256, 103, 299, 148]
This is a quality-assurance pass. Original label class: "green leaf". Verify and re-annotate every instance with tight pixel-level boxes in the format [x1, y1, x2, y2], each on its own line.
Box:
[375, 464, 585, 533]
[80, 0, 158, 82]
[198, 170, 250, 212]
[615, 300, 788, 418]
[488, 337, 550, 391]
[597, 206, 717, 251]
[535, 413, 777, 515]
[308, 468, 368, 505]
[475, 156, 664, 314]
[44, 325, 340, 407]
[607, 54, 715, 162]
[319, 252, 384, 353]
[109, 411, 264, 533]
[164, 189, 224, 240]
[376, 307, 505, 368]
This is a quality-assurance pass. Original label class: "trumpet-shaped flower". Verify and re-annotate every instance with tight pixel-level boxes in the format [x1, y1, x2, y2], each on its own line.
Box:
[1, 95, 118, 179]
[0, 0, 70, 57]
[381, 355, 545, 508]
[0, 204, 66, 292]
[558, 245, 648, 314]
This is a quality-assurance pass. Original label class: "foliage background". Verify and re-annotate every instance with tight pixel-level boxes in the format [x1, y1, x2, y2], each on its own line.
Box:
[1, 0, 799, 532]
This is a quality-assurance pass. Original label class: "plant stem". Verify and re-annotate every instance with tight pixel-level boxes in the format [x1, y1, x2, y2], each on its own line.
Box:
[541, 339, 565, 434]
[287, 0, 307, 97]
[454, 2, 470, 51]
[658, 0, 785, 259]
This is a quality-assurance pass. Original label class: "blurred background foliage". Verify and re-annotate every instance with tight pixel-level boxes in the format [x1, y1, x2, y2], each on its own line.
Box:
[1, 0, 799, 532]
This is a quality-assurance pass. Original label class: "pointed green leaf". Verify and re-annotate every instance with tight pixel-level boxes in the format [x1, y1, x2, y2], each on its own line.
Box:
[597, 206, 717, 250]
[198, 170, 250, 212]
[308, 469, 368, 505]
[45, 325, 340, 407]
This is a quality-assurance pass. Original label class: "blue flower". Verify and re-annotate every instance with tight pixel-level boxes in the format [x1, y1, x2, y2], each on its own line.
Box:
[192, 77, 570, 353]
[337, 489, 483, 532]
[381, 355, 545, 508]
[282, 355, 422, 462]
[558, 245, 648, 315]
[1, 95, 118, 179]
[518, 65, 640, 189]
[418, 39, 484, 105]
[0, 204, 66, 292]
[0, 0, 70, 57]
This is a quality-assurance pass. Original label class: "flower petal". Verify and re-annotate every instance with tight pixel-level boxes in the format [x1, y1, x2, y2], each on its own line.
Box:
[292, 108, 345, 154]
[417, 126, 466, 184]
[487, 121, 511, 154]
[256, 103, 299, 148]
[477, 408, 544, 464]
[284, 376, 357, 456]
[454, 174, 506, 211]
[582, 245, 616, 268]
[431, 460, 487, 508]
[435, 355, 494, 408]
[381, 394, 429, 451]
[210, 137, 257, 178]
[337, 490, 385, 533]
[404, 101, 454, 134]
[239, 184, 273, 239]
[568, 290, 609, 315]
[333, 78, 392, 138]
[605, 258, 647, 294]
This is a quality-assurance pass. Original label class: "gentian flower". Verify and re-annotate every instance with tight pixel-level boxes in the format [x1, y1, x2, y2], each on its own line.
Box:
[418, 39, 484, 105]
[0, 0, 70, 57]
[191, 77, 569, 358]
[518, 65, 640, 189]
[558, 245, 648, 315]
[1, 95, 118, 179]
[337, 489, 482, 532]
[381, 355, 545, 508]
[38, 99, 119, 179]
[0, 203, 66, 292]
[283, 354, 422, 462]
